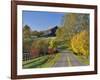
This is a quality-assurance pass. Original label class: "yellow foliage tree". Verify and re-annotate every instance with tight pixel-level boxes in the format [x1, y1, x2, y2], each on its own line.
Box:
[71, 30, 89, 57]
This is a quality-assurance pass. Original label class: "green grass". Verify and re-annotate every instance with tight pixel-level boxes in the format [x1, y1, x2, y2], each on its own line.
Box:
[23, 55, 49, 68]
[23, 56, 48, 65]
[38, 53, 61, 68]
[75, 55, 89, 65]
[23, 53, 61, 69]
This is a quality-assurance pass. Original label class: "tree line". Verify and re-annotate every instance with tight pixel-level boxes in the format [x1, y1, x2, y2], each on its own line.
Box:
[56, 13, 89, 58]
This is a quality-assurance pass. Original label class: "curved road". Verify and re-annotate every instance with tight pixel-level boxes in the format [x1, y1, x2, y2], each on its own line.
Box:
[54, 50, 87, 67]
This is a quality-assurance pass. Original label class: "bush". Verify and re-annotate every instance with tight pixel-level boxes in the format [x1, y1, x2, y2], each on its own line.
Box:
[48, 39, 58, 54]
[71, 30, 89, 58]
[31, 39, 49, 56]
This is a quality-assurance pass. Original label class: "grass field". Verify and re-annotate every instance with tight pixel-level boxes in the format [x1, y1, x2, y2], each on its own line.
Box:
[23, 55, 49, 68]
[23, 53, 61, 68]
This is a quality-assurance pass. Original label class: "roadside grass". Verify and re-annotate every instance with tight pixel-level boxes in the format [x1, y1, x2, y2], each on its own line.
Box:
[74, 55, 89, 65]
[38, 53, 61, 68]
[66, 49, 89, 65]
[23, 55, 49, 68]
[22, 55, 48, 65]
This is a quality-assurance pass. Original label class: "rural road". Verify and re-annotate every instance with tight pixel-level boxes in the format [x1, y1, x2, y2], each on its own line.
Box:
[54, 50, 86, 67]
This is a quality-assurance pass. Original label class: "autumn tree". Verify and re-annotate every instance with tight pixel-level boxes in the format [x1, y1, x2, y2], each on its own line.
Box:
[48, 39, 58, 54]
[71, 30, 89, 58]
[31, 39, 49, 56]
[56, 13, 89, 48]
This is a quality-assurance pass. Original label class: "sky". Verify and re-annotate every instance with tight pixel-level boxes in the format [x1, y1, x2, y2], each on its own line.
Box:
[22, 11, 64, 31]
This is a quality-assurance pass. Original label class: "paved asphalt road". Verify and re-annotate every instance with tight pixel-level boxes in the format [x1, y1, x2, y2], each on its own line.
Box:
[54, 50, 87, 67]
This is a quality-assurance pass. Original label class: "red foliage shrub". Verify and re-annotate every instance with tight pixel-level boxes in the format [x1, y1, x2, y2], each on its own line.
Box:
[48, 48, 55, 54]
[30, 48, 39, 58]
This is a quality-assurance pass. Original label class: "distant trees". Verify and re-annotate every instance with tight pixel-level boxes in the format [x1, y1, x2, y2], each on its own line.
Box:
[23, 25, 32, 53]
[23, 25, 31, 38]
[32, 31, 43, 37]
